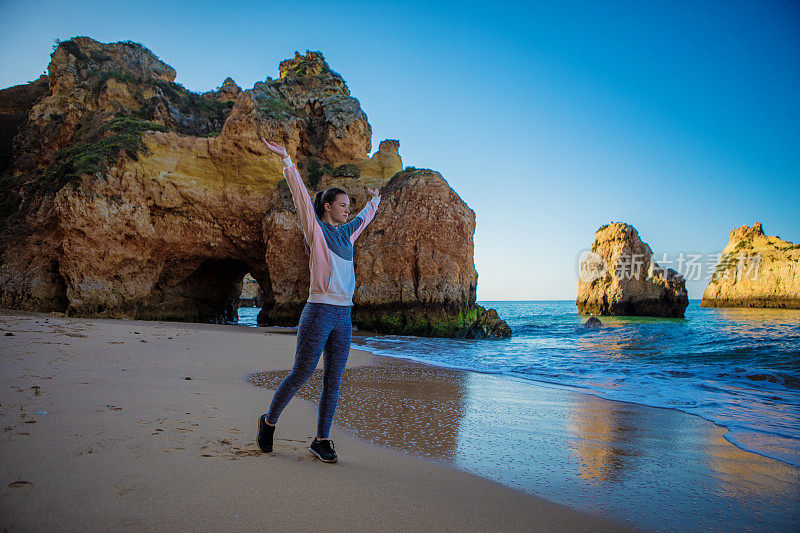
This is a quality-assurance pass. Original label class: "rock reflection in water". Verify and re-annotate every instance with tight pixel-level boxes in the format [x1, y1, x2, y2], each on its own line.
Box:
[567, 395, 643, 483]
[712, 306, 800, 343]
[245, 360, 466, 461]
[245, 357, 800, 531]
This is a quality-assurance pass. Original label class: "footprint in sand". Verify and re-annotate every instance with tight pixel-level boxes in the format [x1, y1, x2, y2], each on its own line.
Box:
[115, 484, 133, 497]
[200, 439, 262, 459]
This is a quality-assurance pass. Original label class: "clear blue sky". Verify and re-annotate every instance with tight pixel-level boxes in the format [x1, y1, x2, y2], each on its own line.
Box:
[1, 0, 798, 300]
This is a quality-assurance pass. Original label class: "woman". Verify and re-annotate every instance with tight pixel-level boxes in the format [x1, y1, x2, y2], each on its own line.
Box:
[257, 138, 381, 463]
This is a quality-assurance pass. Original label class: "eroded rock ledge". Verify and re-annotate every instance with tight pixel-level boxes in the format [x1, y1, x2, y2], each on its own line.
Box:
[0, 36, 510, 338]
[701, 223, 800, 309]
[576, 222, 689, 318]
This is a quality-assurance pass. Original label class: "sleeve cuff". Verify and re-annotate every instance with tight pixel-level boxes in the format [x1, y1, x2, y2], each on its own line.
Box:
[280, 155, 293, 168]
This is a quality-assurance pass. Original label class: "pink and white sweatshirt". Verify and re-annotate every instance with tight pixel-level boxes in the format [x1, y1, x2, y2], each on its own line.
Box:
[280, 154, 381, 306]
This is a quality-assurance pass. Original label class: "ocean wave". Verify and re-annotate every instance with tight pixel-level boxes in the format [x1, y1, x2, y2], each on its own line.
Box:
[240, 301, 800, 467]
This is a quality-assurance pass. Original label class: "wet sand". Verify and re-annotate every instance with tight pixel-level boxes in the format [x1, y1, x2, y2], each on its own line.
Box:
[3, 309, 798, 531]
[248, 356, 800, 531]
[0, 309, 628, 532]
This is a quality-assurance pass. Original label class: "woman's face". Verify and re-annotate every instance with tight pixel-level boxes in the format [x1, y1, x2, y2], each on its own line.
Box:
[325, 193, 351, 225]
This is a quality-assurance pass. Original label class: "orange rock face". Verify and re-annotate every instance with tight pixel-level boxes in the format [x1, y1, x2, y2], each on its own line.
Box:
[0, 37, 509, 337]
[701, 223, 800, 309]
[576, 222, 689, 318]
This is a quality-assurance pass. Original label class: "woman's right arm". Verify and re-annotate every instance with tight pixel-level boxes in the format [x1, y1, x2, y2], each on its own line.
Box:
[261, 139, 317, 240]
[279, 154, 317, 239]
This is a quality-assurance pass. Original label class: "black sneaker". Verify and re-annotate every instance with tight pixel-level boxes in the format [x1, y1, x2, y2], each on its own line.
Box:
[308, 437, 338, 463]
[257, 414, 275, 453]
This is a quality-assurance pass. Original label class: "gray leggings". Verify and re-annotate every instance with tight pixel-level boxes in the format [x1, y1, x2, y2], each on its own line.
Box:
[266, 302, 352, 439]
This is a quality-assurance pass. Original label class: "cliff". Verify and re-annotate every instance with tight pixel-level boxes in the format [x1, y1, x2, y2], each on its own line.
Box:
[576, 222, 689, 318]
[0, 36, 509, 338]
[701, 223, 800, 308]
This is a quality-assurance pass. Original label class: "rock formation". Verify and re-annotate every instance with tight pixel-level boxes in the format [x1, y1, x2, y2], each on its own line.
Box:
[576, 222, 689, 318]
[583, 316, 602, 327]
[352, 167, 512, 338]
[0, 36, 510, 338]
[701, 223, 800, 308]
[357, 139, 403, 188]
[202, 77, 242, 103]
[239, 273, 265, 307]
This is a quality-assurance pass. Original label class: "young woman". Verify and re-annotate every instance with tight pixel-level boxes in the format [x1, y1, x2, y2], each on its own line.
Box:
[257, 138, 381, 463]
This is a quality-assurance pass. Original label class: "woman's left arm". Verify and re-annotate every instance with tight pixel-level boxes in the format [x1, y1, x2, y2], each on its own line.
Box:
[345, 188, 381, 243]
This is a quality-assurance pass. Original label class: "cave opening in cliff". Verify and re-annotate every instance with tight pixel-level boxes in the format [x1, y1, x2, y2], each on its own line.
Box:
[237, 272, 266, 309]
[49, 260, 69, 313]
[156, 258, 253, 325]
[140, 260, 273, 326]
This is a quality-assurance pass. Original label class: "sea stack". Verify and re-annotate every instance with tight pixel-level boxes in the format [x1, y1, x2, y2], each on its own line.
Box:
[351, 167, 512, 338]
[701, 223, 800, 309]
[576, 222, 689, 318]
[0, 37, 510, 338]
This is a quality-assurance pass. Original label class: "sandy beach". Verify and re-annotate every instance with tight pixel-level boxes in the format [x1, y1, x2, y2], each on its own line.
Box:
[0, 309, 632, 532]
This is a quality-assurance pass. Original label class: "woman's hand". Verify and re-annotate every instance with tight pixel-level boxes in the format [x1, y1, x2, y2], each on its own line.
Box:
[366, 187, 381, 199]
[261, 138, 288, 159]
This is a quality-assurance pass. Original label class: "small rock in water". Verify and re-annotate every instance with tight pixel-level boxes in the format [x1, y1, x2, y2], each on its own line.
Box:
[583, 316, 602, 327]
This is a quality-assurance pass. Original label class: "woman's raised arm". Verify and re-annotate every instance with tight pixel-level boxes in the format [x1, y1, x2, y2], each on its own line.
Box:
[261, 138, 317, 240]
[344, 190, 381, 243]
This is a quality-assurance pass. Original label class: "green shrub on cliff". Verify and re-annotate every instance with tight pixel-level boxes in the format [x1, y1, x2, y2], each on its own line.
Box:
[92, 70, 142, 96]
[304, 158, 334, 188]
[253, 91, 296, 119]
[154, 79, 233, 117]
[52, 39, 88, 61]
[42, 116, 168, 190]
[333, 164, 360, 178]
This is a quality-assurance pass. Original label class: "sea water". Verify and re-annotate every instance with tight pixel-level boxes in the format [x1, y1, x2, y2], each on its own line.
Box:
[238, 300, 800, 467]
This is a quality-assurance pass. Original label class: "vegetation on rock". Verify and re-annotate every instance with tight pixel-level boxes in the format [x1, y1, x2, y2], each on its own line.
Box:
[41, 115, 168, 190]
[0, 38, 511, 338]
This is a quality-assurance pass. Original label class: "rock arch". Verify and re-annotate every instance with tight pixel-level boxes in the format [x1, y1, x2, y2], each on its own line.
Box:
[0, 37, 511, 337]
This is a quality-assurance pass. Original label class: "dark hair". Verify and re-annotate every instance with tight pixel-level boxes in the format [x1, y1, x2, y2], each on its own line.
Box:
[301, 187, 348, 256]
[313, 187, 348, 220]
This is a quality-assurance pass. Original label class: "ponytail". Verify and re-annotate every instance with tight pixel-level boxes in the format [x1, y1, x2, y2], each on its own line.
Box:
[313, 191, 325, 220]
